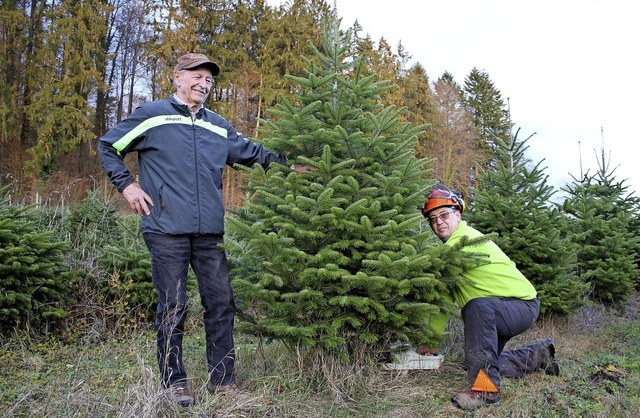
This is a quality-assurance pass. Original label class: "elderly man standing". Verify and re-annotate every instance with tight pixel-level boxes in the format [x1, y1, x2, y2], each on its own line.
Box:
[419, 183, 559, 411]
[99, 53, 308, 407]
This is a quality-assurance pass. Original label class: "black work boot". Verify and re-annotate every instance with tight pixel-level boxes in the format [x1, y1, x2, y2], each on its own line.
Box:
[536, 338, 560, 376]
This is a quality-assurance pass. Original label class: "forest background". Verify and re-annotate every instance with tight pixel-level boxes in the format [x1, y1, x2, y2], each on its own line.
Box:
[1, 0, 640, 416]
[0, 0, 553, 207]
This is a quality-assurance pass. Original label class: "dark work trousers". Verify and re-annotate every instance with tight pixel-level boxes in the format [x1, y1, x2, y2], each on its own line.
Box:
[143, 232, 237, 388]
[461, 297, 540, 391]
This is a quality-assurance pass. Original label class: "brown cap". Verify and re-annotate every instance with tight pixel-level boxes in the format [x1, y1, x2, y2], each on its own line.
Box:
[174, 53, 220, 76]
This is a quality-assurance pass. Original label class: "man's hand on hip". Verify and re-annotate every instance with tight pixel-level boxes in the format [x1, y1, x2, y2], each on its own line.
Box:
[123, 183, 154, 216]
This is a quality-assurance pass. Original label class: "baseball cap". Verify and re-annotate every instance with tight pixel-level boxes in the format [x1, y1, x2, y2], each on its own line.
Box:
[174, 53, 220, 76]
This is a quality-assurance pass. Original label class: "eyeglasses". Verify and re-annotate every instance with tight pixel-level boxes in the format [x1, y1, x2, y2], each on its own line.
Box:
[427, 209, 456, 225]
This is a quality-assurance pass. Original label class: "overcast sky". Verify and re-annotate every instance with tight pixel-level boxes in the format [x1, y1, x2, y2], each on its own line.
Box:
[270, 0, 639, 197]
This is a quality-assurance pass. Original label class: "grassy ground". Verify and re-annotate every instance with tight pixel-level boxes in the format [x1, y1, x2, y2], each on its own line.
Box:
[2, 293, 639, 418]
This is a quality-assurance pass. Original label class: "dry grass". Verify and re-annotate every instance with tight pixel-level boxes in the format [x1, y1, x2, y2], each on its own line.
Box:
[2, 294, 640, 418]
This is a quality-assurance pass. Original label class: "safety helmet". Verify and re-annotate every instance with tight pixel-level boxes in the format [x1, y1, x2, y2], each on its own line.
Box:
[421, 183, 465, 217]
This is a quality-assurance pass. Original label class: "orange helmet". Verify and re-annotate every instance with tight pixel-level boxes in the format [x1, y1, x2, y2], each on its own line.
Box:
[421, 183, 465, 217]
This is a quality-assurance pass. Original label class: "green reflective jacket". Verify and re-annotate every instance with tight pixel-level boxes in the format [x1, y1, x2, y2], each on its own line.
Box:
[430, 221, 537, 334]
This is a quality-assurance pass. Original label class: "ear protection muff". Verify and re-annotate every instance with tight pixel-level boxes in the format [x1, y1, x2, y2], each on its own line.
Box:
[450, 193, 465, 211]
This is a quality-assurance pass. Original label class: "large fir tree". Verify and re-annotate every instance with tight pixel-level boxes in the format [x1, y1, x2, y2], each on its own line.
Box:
[466, 129, 588, 315]
[224, 15, 488, 360]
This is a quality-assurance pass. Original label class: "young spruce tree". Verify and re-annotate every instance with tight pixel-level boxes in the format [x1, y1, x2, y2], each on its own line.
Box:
[224, 15, 488, 361]
[561, 150, 640, 305]
[0, 189, 76, 335]
[466, 129, 588, 315]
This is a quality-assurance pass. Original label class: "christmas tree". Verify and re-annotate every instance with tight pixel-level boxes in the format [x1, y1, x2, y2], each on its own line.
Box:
[561, 148, 639, 305]
[467, 129, 588, 315]
[224, 15, 487, 359]
[0, 188, 75, 335]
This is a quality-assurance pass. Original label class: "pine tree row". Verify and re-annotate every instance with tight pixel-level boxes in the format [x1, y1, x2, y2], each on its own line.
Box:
[0, 4, 637, 363]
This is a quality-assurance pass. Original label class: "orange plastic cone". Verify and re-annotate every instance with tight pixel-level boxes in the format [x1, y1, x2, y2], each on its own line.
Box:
[471, 369, 499, 393]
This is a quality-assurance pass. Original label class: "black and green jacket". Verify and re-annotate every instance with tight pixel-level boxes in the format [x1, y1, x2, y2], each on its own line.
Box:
[99, 94, 286, 235]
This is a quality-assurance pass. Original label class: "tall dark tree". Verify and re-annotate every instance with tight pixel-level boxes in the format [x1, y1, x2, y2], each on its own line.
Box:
[463, 67, 510, 171]
[399, 63, 437, 161]
[0, 1, 48, 195]
[0, 0, 27, 175]
[429, 73, 479, 200]
[256, 0, 330, 115]
[24, 0, 109, 177]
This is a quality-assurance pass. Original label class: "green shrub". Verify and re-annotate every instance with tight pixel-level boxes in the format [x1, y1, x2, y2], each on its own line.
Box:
[0, 189, 79, 335]
[64, 190, 123, 256]
[99, 239, 157, 326]
[96, 214, 197, 331]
